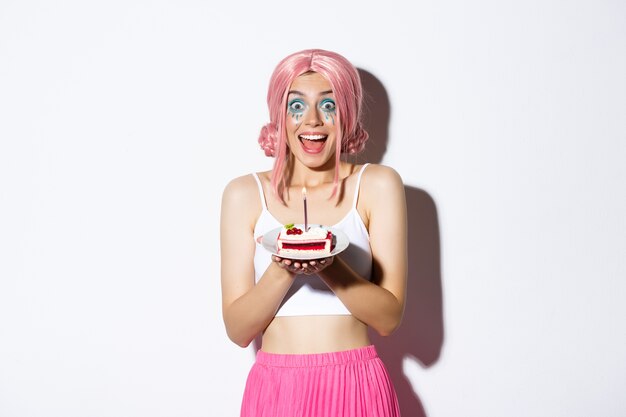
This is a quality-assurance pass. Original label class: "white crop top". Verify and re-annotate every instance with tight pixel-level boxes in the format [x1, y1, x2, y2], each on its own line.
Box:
[252, 164, 372, 316]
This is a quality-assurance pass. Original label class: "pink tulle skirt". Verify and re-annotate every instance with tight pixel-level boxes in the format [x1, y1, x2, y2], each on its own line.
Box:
[241, 345, 400, 417]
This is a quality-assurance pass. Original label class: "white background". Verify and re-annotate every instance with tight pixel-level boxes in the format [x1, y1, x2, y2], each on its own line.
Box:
[1, 1, 625, 416]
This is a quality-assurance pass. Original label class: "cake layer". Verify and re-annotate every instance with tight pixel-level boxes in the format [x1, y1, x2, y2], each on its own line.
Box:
[281, 242, 329, 250]
[276, 226, 335, 256]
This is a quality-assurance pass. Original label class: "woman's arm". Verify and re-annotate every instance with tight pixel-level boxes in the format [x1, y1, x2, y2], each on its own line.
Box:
[220, 175, 296, 347]
[319, 165, 408, 336]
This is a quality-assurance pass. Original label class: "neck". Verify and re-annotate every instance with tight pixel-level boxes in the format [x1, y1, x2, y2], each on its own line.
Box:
[288, 159, 342, 189]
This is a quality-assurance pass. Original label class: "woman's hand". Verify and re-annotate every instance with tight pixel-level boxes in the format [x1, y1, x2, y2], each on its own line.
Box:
[272, 255, 334, 275]
[257, 234, 334, 275]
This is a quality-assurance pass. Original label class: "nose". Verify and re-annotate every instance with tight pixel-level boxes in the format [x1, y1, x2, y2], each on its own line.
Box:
[304, 107, 323, 127]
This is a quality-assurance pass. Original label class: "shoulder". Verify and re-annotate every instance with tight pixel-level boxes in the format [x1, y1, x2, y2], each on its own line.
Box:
[360, 164, 404, 191]
[358, 164, 405, 215]
[221, 173, 262, 207]
[221, 173, 268, 229]
[359, 165, 407, 231]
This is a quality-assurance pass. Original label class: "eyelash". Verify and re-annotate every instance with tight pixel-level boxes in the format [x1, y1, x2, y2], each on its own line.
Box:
[288, 99, 306, 113]
[319, 99, 336, 112]
[287, 98, 336, 115]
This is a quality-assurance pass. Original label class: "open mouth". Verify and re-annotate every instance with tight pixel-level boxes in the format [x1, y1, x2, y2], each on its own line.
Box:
[298, 134, 328, 153]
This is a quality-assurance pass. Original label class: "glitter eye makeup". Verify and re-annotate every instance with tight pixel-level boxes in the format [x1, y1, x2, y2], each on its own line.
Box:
[287, 98, 307, 122]
[319, 98, 336, 124]
[319, 98, 336, 113]
[288, 99, 306, 113]
[287, 95, 337, 124]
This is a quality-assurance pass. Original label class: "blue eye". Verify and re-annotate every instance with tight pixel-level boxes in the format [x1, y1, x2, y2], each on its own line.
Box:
[288, 99, 306, 113]
[320, 99, 336, 112]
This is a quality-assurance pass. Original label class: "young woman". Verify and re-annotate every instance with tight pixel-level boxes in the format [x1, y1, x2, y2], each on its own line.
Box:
[220, 49, 407, 417]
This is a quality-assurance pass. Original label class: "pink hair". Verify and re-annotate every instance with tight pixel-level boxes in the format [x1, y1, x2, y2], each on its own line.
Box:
[257, 49, 368, 200]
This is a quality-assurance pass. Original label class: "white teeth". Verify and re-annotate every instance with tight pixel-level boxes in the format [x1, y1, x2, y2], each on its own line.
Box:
[299, 134, 327, 141]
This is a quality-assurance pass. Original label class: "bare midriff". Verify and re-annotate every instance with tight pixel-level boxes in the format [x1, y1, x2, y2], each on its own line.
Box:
[260, 315, 371, 354]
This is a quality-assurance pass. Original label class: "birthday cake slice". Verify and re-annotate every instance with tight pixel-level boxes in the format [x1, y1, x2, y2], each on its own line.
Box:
[276, 224, 335, 256]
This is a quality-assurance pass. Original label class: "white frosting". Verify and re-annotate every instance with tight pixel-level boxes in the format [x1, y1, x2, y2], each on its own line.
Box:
[279, 226, 329, 241]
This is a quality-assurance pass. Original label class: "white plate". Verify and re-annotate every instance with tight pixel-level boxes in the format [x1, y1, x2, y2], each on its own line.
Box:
[261, 225, 350, 260]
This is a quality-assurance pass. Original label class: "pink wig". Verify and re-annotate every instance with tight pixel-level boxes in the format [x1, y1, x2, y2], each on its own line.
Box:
[258, 49, 369, 199]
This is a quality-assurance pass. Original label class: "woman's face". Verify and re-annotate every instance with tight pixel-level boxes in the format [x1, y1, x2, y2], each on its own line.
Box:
[285, 72, 338, 169]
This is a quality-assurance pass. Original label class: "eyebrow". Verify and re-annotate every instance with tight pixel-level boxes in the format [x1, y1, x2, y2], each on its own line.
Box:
[288, 89, 334, 96]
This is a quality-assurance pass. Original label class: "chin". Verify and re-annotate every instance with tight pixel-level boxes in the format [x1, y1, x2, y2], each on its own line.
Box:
[302, 154, 337, 170]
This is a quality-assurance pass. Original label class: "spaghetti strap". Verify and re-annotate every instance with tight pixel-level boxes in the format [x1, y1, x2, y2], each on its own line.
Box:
[352, 163, 370, 209]
[251, 173, 268, 210]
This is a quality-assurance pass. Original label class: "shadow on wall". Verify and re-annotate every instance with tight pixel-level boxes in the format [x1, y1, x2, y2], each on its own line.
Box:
[359, 69, 445, 417]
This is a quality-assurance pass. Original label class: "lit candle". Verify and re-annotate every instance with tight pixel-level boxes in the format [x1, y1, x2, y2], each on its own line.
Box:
[302, 187, 308, 231]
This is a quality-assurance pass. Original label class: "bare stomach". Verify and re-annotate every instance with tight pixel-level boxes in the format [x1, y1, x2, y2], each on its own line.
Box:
[261, 315, 371, 354]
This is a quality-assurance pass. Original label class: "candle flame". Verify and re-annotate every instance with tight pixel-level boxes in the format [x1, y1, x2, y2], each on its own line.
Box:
[302, 187, 307, 196]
